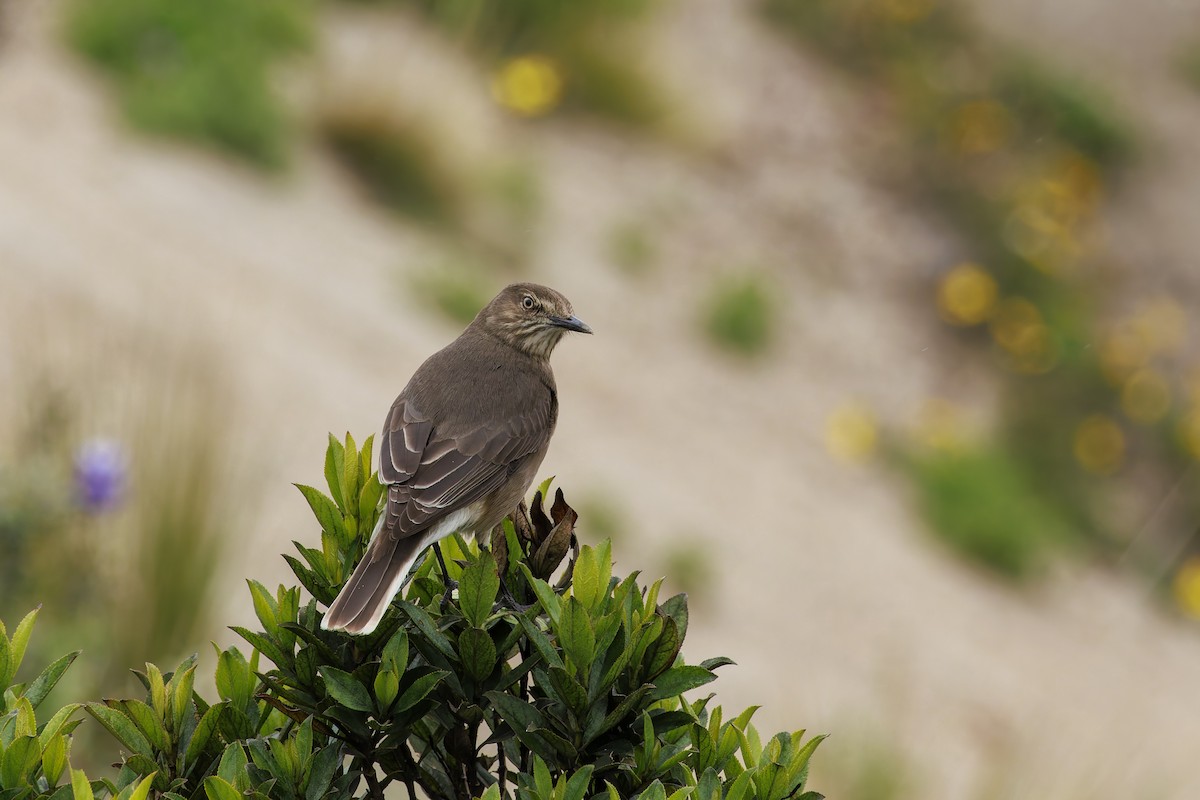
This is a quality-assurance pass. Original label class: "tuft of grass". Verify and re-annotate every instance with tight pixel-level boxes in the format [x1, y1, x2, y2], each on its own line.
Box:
[703, 273, 776, 357]
[66, 0, 312, 169]
[992, 57, 1133, 167]
[662, 538, 714, 600]
[411, 261, 493, 326]
[324, 115, 461, 228]
[901, 443, 1075, 579]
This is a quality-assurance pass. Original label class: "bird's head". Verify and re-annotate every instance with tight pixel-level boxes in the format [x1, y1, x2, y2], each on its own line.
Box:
[475, 283, 592, 359]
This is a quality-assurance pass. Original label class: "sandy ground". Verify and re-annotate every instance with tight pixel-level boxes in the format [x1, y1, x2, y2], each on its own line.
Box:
[2, 1, 1199, 797]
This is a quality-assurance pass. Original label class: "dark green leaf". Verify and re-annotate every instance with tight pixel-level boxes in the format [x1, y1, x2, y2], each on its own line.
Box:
[230, 627, 292, 671]
[459, 551, 500, 628]
[649, 666, 716, 701]
[21, 652, 79, 710]
[395, 670, 448, 714]
[183, 702, 225, 768]
[643, 617, 681, 680]
[699, 657, 735, 671]
[547, 667, 589, 719]
[458, 627, 497, 683]
[320, 668, 373, 713]
[305, 745, 340, 800]
[84, 703, 154, 758]
[397, 602, 457, 661]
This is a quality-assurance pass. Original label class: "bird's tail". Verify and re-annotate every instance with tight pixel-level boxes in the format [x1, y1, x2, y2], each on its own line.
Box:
[322, 517, 427, 635]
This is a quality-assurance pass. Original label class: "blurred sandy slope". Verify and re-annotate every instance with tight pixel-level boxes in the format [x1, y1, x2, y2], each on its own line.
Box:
[2, 0, 1200, 797]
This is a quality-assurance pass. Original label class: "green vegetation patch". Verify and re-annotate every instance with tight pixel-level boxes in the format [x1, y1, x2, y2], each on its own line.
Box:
[902, 444, 1075, 579]
[703, 273, 776, 358]
[67, 0, 313, 169]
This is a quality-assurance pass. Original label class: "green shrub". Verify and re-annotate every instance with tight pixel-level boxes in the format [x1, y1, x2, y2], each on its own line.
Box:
[901, 444, 1074, 579]
[0, 435, 825, 800]
[703, 274, 776, 358]
[66, 0, 312, 168]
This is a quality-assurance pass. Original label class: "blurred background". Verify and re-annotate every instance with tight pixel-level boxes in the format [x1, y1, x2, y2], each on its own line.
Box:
[2, 0, 1200, 796]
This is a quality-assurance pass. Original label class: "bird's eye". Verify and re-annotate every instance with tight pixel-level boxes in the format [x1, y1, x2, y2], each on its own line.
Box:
[522, 295, 535, 310]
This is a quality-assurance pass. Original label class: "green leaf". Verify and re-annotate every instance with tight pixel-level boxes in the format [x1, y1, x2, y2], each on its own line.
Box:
[342, 432, 361, 515]
[325, 434, 345, 510]
[547, 667, 589, 719]
[247, 581, 280, 636]
[0, 630, 10, 692]
[373, 669, 399, 711]
[21, 652, 80, 710]
[320, 668, 373, 713]
[459, 551, 500, 628]
[477, 785, 501, 800]
[660, 593, 688, 642]
[1, 735, 40, 788]
[146, 663, 168, 719]
[41, 731, 68, 786]
[395, 670, 448, 713]
[38, 704, 81, 749]
[203, 776, 242, 800]
[572, 544, 601, 610]
[381, 629, 409, 675]
[8, 608, 39, 688]
[643, 616, 682, 680]
[117, 700, 171, 754]
[71, 768, 94, 800]
[397, 602, 457, 661]
[214, 647, 255, 710]
[558, 597, 595, 673]
[518, 566, 561, 626]
[306, 744, 340, 800]
[295, 484, 345, 542]
[171, 662, 198, 735]
[118, 773, 156, 800]
[457, 627, 497, 683]
[517, 615, 564, 670]
[700, 657, 735, 671]
[230, 627, 291, 671]
[648, 665, 715, 701]
[638, 780, 666, 800]
[358, 476, 384, 536]
[217, 742, 248, 785]
[183, 702, 225, 768]
[563, 765, 595, 800]
[84, 702, 154, 758]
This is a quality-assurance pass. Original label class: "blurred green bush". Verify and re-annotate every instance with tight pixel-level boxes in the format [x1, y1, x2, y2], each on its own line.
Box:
[66, 0, 313, 168]
[0, 435, 826, 800]
[703, 274, 776, 358]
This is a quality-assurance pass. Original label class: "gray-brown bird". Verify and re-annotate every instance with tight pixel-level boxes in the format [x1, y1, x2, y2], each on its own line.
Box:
[322, 283, 591, 634]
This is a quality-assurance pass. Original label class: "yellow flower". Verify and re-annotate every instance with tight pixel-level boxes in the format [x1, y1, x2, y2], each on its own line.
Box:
[1073, 414, 1125, 475]
[826, 404, 878, 463]
[492, 56, 563, 117]
[1173, 557, 1200, 619]
[937, 263, 998, 326]
[1120, 368, 1172, 425]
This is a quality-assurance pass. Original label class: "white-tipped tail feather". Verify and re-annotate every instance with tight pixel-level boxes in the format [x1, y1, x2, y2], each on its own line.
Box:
[321, 505, 475, 634]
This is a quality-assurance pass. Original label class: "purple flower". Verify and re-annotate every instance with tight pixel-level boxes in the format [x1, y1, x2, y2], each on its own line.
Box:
[73, 438, 128, 513]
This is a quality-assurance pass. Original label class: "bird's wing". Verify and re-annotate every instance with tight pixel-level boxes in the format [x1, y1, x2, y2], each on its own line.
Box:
[376, 394, 554, 537]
